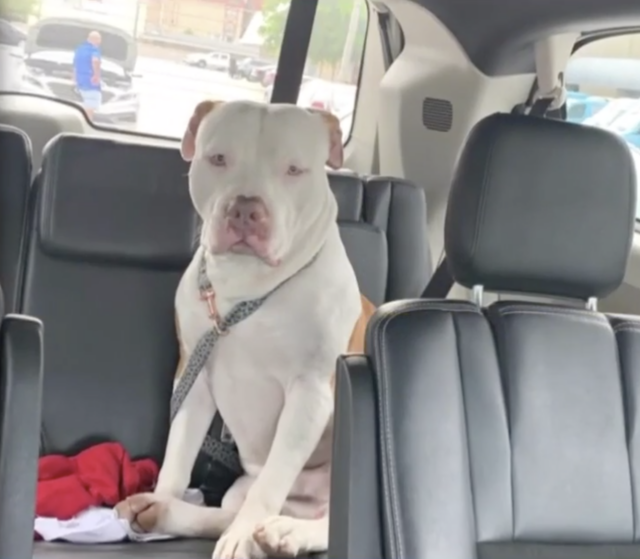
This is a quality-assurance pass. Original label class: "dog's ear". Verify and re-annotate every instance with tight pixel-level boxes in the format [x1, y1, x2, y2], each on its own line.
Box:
[181, 100, 224, 161]
[306, 108, 344, 170]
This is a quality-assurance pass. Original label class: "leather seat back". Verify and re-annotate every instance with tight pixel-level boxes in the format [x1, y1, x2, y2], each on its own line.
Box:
[332, 114, 639, 559]
[21, 134, 196, 461]
[21, 134, 430, 462]
[0, 125, 32, 312]
[331, 172, 431, 305]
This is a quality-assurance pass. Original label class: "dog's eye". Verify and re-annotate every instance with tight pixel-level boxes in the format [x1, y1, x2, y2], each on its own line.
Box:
[208, 154, 226, 167]
[287, 165, 304, 176]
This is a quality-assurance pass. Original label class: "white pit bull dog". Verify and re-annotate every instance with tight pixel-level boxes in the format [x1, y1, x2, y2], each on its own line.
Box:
[117, 100, 375, 559]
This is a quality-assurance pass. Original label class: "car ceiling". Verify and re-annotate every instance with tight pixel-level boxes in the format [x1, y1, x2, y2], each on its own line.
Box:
[407, 0, 640, 75]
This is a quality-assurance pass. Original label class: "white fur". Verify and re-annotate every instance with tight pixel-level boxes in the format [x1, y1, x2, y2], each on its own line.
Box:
[127, 102, 361, 559]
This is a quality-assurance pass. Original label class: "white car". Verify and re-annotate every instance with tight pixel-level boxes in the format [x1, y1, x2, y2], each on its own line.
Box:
[184, 51, 230, 71]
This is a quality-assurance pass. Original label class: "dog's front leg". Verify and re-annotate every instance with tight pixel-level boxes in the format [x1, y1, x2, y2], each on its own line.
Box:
[157, 368, 217, 495]
[119, 369, 221, 535]
[212, 376, 333, 559]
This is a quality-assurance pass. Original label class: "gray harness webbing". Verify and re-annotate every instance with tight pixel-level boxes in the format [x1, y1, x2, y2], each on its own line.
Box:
[170, 255, 265, 473]
[170, 252, 315, 475]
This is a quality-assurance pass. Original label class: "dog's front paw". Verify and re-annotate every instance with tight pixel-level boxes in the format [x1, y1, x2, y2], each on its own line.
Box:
[253, 516, 327, 557]
[117, 493, 173, 534]
[212, 521, 266, 559]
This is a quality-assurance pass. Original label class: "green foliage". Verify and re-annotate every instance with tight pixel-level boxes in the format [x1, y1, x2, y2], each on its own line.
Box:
[259, 0, 367, 67]
[0, 0, 39, 20]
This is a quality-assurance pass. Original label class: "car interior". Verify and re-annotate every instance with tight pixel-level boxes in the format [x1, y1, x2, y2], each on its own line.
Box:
[1, 0, 639, 558]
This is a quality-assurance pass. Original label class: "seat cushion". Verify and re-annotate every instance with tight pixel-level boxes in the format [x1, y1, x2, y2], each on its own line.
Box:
[33, 540, 326, 558]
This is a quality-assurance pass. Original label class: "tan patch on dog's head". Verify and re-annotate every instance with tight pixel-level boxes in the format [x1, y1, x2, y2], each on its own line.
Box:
[181, 100, 224, 162]
[330, 293, 377, 393]
[174, 312, 187, 380]
[306, 107, 344, 170]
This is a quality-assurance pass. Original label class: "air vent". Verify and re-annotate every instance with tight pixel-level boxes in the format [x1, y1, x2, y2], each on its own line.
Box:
[422, 97, 453, 132]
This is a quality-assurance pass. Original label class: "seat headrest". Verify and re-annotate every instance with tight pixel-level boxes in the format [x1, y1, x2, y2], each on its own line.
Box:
[38, 134, 197, 268]
[445, 113, 637, 300]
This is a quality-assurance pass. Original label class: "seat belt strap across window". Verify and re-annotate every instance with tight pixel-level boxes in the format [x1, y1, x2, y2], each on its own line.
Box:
[269, 0, 319, 103]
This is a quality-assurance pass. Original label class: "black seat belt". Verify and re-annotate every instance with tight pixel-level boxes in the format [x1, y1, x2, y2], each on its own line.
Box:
[269, 0, 319, 103]
[420, 255, 454, 298]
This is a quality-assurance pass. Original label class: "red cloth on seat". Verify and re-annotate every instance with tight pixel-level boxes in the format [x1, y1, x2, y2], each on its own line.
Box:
[36, 442, 158, 520]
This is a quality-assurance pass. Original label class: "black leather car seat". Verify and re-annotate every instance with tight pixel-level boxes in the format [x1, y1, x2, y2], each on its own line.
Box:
[0, 281, 44, 559]
[0, 124, 32, 312]
[331, 113, 639, 559]
[20, 133, 430, 558]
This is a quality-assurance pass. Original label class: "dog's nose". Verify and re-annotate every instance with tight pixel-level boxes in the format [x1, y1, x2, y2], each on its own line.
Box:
[226, 196, 268, 227]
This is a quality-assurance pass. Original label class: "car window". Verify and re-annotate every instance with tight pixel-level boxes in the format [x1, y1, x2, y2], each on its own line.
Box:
[0, 0, 366, 144]
[567, 33, 640, 220]
[566, 101, 586, 121]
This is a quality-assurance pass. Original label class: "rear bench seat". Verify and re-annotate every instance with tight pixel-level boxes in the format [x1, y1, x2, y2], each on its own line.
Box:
[18, 134, 430, 559]
[0, 125, 32, 312]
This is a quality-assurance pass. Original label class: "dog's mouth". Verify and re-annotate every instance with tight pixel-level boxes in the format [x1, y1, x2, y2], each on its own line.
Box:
[207, 228, 281, 267]
[228, 239, 281, 267]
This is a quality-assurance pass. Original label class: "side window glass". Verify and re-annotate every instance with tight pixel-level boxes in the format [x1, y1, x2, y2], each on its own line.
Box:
[568, 34, 640, 220]
[262, 0, 367, 143]
[0, 0, 366, 146]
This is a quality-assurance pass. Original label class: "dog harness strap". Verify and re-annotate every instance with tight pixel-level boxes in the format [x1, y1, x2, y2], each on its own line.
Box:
[169, 256, 267, 473]
[171, 251, 319, 479]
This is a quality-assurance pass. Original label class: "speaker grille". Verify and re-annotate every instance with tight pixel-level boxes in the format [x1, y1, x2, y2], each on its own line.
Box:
[422, 98, 453, 132]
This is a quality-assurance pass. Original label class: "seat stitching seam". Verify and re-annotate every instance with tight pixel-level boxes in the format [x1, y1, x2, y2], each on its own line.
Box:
[612, 325, 640, 333]
[496, 310, 610, 328]
[495, 304, 609, 319]
[375, 309, 404, 559]
[611, 320, 636, 535]
[374, 303, 479, 559]
[451, 312, 479, 547]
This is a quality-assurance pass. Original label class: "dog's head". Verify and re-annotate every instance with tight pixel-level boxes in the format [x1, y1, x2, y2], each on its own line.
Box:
[181, 100, 343, 268]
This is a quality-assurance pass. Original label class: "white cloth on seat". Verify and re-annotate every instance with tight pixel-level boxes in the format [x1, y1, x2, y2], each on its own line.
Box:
[34, 489, 204, 543]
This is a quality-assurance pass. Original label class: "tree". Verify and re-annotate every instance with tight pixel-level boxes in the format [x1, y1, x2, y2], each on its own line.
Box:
[1, 0, 39, 21]
[259, 0, 367, 68]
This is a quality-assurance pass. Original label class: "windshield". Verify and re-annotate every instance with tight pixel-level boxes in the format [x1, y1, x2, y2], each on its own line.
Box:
[0, 1, 366, 141]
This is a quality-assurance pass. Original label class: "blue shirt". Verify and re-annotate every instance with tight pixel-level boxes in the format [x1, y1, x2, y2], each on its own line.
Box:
[73, 41, 101, 91]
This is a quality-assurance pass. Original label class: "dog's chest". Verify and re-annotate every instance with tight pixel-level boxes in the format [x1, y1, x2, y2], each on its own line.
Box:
[176, 276, 310, 459]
